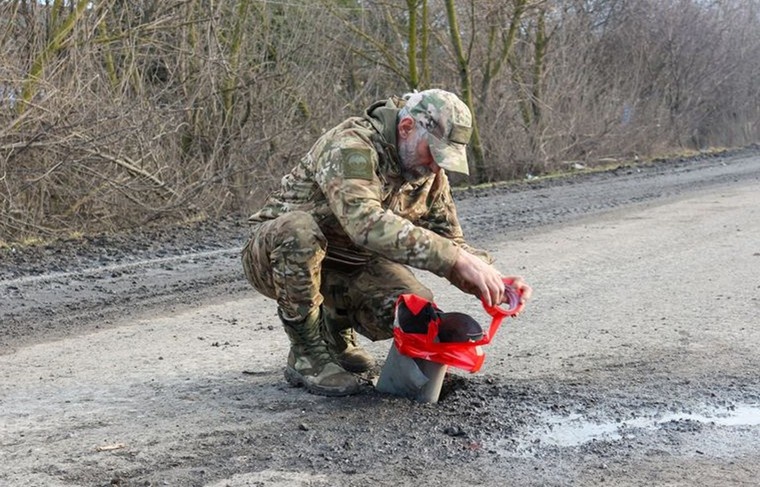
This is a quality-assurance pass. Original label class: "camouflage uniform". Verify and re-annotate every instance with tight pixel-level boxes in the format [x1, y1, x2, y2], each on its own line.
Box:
[242, 90, 492, 341]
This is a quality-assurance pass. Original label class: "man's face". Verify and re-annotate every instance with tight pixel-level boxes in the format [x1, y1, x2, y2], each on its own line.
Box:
[398, 121, 440, 182]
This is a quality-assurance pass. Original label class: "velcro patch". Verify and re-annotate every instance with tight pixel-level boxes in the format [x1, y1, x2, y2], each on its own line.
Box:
[341, 148, 374, 180]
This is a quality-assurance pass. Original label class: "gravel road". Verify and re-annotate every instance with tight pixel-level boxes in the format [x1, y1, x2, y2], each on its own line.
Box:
[2, 148, 760, 486]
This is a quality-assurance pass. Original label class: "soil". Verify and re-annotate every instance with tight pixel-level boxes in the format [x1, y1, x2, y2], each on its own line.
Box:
[2, 147, 760, 486]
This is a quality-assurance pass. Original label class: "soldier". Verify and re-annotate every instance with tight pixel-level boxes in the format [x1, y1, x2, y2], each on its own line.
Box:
[242, 89, 531, 396]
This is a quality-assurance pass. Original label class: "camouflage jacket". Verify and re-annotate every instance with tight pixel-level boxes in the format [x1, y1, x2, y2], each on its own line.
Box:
[248, 97, 492, 278]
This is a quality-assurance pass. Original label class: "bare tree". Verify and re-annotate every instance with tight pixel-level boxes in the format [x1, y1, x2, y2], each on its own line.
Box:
[2, 0, 759, 243]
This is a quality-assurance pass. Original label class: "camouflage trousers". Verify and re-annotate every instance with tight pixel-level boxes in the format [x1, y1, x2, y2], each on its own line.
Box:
[241, 211, 433, 341]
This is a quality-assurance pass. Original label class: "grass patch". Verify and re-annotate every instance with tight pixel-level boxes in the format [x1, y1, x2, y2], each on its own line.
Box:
[0, 231, 87, 250]
[456, 146, 735, 193]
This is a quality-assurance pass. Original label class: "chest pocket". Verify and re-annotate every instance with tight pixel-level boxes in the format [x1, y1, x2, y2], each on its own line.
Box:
[384, 180, 431, 222]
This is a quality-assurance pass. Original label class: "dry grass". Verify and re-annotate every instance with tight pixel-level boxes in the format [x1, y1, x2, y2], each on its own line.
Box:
[1, 1, 759, 243]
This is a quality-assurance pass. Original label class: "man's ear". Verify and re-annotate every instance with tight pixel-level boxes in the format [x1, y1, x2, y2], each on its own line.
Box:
[397, 116, 415, 140]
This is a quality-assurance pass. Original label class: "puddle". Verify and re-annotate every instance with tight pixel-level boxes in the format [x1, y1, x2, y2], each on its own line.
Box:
[657, 405, 760, 428]
[508, 403, 760, 450]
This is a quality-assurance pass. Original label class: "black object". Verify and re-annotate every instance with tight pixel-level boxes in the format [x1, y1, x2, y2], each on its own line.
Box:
[396, 299, 440, 334]
[437, 312, 484, 342]
[396, 299, 483, 343]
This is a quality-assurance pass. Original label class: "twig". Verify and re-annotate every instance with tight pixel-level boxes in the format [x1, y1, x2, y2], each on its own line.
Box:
[78, 146, 179, 200]
[0, 140, 65, 151]
[95, 443, 126, 452]
[27, 160, 67, 183]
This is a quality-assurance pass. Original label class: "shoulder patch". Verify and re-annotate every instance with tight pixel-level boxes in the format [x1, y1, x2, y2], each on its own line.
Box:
[341, 148, 374, 181]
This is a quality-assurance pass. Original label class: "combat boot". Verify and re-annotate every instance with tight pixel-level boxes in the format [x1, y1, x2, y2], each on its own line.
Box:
[321, 309, 376, 373]
[280, 308, 360, 396]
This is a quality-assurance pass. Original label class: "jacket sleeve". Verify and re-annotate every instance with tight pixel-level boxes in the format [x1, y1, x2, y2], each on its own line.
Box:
[417, 171, 495, 264]
[314, 143, 460, 277]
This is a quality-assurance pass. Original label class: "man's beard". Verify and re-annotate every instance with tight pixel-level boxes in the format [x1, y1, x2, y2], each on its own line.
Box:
[398, 130, 433, 182]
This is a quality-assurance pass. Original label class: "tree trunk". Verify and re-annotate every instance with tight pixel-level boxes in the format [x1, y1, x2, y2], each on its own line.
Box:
[444, 0, 486, 182]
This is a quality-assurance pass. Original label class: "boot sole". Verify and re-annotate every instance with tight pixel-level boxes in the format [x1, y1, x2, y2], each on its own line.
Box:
[284, 366, 360, 397]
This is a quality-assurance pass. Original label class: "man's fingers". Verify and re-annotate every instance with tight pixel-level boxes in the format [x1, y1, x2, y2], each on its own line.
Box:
[489, 276, 505, 308]
[504, 275, 532, 302]
[518, 283, 533, 301]
[484, 281, 495, 307]
[481, 289, 492, 307]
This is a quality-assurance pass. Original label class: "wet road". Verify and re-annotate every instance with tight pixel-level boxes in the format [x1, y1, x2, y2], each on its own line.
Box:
[2, 154, 760, 486]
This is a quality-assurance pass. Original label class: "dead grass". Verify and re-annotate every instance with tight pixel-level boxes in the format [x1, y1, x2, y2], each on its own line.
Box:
[1, 2, 759, 242]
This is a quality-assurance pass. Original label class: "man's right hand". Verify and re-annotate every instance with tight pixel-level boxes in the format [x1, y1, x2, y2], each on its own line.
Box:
[448, 248, 506, 307]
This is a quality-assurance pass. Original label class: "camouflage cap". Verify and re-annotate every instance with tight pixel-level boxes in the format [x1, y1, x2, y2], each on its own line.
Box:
[403, 89, 473, 175]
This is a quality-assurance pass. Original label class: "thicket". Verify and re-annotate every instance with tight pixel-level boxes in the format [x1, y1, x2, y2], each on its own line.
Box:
[2, 0, 759, 242]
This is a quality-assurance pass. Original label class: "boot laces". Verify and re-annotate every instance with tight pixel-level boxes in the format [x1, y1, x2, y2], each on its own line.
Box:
[340, 327, 359, 348]
[294, 322, 334, 367]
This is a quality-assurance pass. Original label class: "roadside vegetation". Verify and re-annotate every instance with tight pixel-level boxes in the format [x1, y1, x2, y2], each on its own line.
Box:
[1, 0, 759, 243]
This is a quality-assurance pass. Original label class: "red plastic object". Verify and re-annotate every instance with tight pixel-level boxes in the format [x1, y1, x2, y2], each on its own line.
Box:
[393, 278, 526, 373]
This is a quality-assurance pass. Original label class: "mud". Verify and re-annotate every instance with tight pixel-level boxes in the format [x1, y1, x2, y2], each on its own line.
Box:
[2, 148, 760, 486]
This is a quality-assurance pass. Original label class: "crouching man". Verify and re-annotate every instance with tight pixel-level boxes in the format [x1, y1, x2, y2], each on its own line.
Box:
[242, 89, 531, 396]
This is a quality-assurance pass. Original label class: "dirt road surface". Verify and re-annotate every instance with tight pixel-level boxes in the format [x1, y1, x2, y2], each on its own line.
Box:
[2, 150, 760, 486]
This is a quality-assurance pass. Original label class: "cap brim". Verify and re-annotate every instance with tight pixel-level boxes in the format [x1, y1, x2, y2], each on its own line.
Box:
[427, 133, 469, 175]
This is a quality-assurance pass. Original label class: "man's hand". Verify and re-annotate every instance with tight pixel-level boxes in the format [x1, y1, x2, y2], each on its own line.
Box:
[448, 249, 533, 309]
[448, 249, 505, 307]
[504, 275, 532, 311]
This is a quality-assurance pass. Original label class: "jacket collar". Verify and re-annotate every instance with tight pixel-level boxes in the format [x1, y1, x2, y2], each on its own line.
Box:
[363, 97, 404, 179]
